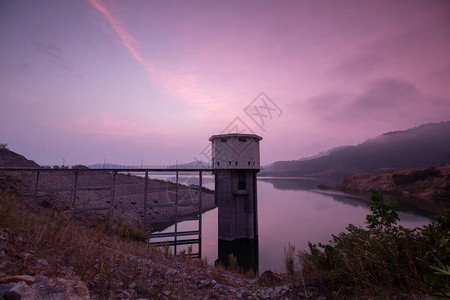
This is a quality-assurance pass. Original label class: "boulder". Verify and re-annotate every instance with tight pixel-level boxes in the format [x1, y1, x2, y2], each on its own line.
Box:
[257, 270, 282, 286]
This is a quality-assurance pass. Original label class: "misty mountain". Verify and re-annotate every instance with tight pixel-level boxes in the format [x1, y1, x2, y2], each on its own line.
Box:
[261, 121, 450, 180]
[296, 145, 352, 162]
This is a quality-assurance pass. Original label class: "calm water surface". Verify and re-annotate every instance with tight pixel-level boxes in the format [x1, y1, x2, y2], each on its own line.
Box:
[153, 175, 430, 272]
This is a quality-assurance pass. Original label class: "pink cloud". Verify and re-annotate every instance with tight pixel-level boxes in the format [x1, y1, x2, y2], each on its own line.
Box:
[70, 115, 141, 137]
[85, 0, 240, 123]
[86, 0, 154, 75]
[67, 114, 189, 145]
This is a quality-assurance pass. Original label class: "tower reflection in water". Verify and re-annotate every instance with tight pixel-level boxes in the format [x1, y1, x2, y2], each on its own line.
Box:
[209, 133, 262, 273]
[217, 237, 259, 272]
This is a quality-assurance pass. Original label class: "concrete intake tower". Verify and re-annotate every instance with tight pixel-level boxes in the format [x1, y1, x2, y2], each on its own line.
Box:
[209, 133, 262, 270]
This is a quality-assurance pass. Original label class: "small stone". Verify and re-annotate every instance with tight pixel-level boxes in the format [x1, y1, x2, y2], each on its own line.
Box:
[128, 281, 136, 289]
[198, 279, 210, 288]
[0, 283, 15, 298]
[214, 284, 234, 295]
[163, 290, 171, 296]
[5, 281, 28, 300]
[0, 261, 12, 270]
[118, 290, 131, 299]
[37, 259, 49, 267]
[211, 280, 217, 286]
[165, 268, 179, 277]
[257, 270, 282, 286]
[0, 232, 8, 241]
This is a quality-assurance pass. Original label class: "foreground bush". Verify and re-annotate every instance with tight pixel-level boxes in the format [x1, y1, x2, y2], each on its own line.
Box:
[298, 190, 449, 298]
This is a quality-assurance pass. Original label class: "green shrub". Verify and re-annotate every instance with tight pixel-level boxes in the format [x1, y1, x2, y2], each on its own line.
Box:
[432, 184, 450, 200]
[366, 190, 399, 230]
[393, 166, 442, 185]
[298, 190, 450, 297]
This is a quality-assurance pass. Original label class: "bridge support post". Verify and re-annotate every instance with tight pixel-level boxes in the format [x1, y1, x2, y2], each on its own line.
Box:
[143, 171, 149, 236]
[71, 171, 78, 209]
[109, 171, 116, 223]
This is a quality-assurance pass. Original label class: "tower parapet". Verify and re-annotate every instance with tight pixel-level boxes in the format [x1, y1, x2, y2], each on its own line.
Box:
[209, 133, 262, 170]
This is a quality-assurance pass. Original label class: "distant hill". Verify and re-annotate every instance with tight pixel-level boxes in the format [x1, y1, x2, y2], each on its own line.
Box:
[89, 161, 211, 169]
[0, 146, 40, 168]
[261, 121, 450, 180]
[89, 163, 123, 169]
[168, 161, 210, 169]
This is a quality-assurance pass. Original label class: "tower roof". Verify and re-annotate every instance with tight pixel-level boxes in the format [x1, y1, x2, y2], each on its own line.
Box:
[209, 133, 262, 141]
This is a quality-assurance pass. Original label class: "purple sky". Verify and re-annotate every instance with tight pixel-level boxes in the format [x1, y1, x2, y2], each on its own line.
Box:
[1, 0, 449, 166]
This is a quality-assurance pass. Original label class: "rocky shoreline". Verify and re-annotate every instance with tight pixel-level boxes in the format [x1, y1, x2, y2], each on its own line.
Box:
[319, 164, 450, 200]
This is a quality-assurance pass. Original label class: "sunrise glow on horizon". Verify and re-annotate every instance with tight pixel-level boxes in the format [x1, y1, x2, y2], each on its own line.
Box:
[1, 0, 449, 166]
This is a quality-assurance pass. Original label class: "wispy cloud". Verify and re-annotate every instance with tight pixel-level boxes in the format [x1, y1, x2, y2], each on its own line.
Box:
[332, 54, 384, 79]
[85, 0, 230, 120]
[86, 0, 154, 75]
[35, 42, 73, 72]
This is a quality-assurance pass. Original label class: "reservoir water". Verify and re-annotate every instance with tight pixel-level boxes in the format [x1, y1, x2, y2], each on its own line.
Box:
[152, 174, 431, 272]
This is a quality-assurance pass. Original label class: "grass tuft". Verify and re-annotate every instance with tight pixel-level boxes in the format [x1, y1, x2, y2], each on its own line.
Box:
[284, 242, 296, 276]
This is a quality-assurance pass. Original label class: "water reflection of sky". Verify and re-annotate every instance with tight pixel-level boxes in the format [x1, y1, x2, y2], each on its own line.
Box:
[153, 176, 431, 273]
[257, 180, 430, 272]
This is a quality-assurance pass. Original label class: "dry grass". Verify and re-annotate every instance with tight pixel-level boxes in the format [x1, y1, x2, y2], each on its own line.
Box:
[0, 190, 213, 298]
[283, 243, 295, 276]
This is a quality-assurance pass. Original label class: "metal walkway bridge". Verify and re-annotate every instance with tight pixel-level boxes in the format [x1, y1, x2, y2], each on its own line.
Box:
[0, 167, 214, 258]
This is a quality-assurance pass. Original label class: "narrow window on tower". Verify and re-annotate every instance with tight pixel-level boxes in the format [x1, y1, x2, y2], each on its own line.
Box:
[238, 171, 246, 190]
